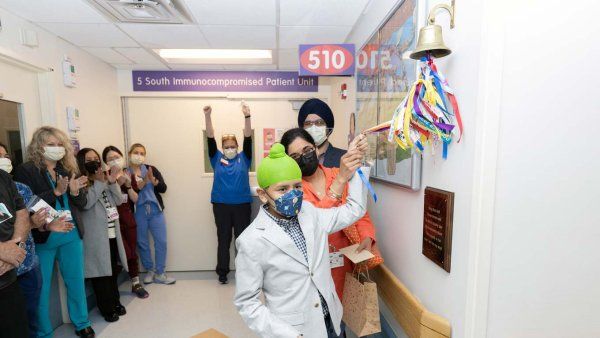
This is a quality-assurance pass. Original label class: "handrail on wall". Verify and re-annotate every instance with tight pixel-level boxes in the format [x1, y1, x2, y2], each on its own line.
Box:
[372, 264, 452, 338]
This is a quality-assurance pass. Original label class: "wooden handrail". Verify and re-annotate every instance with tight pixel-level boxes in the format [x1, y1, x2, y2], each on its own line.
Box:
[372, 264, 452, 338]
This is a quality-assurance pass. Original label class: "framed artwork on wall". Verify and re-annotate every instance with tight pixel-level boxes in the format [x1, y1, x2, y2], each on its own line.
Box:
[355, 0, 421, 190]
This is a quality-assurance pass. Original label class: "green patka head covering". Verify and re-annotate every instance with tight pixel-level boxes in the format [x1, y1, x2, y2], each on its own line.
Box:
[257, 143, 302, 189]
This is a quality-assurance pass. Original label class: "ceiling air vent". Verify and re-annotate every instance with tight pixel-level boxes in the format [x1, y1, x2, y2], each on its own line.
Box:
[87, 0, 194, 24]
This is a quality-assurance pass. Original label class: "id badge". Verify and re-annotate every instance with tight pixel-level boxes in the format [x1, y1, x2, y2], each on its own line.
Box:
[329, 252, 344, 269]
[121, 193, 128, 204]
[58, 210, 73, 222]
[106, 207, 119, 221]
[0, 203, 13, 224]
[220, 158, 229, 166]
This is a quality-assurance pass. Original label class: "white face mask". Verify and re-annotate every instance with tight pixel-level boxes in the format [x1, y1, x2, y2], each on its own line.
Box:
[43, 146, 66, 161]
[223, 148, 238, 160]
[305, 125, 328, 146]
[0, 158, 12, 173]
[107, 158, 125, 169]
[130, 154, 145, 165]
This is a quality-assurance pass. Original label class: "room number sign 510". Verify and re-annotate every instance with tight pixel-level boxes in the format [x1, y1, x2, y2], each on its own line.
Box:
[298, 44, 355, 76]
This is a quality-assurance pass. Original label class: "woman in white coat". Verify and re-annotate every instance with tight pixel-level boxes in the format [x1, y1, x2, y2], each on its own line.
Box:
[234, 136, 369, 338]
[76, 148, 129, 323]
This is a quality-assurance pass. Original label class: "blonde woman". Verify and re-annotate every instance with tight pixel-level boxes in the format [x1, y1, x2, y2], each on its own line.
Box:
[13, 127, 95, 338]
[127, 143, 174, 285]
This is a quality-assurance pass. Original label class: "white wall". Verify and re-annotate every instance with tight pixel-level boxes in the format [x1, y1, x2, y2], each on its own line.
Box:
[346, 0, 484, 336]
[486, 0, 600, 336]
[0, 7, 123, 151]
[348, 0, 600, 337]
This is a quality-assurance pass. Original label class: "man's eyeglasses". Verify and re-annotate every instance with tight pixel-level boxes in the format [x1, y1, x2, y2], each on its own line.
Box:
[290, 146, 316, 161]
[303, 119, 326, 128]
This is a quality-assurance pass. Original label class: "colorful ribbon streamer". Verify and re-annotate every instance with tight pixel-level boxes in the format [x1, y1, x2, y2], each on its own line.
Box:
[364, 53, 463, 159]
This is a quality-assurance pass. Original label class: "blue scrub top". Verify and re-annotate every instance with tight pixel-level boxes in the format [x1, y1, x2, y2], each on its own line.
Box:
[210, 151, 252, 204]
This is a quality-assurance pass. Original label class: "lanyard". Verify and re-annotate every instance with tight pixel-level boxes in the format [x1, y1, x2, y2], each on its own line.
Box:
[46, 172, 69, 210]
[357, 168, 378, 203]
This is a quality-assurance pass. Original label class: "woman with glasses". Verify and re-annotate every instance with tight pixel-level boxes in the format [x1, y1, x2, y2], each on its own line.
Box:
[280, 128, 379, 337]
[203, 102, 253, 284]
[298, 98, 347, 168]
[102, 146, 149, 299]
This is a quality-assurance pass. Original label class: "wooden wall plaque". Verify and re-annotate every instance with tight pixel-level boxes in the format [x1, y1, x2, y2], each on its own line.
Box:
[422, 187, 454, 272]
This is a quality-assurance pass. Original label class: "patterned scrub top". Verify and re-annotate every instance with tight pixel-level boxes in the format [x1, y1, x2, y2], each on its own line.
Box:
[15, 182, 39, 276]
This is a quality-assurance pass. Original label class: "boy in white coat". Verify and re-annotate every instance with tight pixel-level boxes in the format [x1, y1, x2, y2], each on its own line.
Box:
[234, 137, 369, 338]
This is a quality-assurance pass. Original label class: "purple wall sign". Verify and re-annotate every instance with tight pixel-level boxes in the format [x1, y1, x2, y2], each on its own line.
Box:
[132, 71, 318, 92]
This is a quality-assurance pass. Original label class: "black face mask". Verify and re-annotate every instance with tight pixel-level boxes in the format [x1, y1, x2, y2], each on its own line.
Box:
[296, 149, 319, 177]
[84, 161, 101, 174]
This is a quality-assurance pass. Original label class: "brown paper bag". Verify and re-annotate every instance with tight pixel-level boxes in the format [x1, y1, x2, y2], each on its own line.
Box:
[342, 272, 381, 337]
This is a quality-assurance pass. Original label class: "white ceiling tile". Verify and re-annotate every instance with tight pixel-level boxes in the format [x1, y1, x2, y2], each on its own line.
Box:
[83, 47, 132, 64]
[278, 48, 299, 69]
[118, 24, 210, 49]
[114, 48, 162, 65]
[223, 64, 277, 71]
[183, 0, 276, 25]
[279, 26, 353, 49]
[111, 64, 169, 70]
[38, 23, 138, 47]
[280, 0, 369, 26]
[0, 0, 108, 23]
[199, 25, 276, 49]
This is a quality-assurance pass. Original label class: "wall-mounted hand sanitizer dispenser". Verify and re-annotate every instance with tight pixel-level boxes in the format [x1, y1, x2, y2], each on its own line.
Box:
[62, 56, 76, 88]
[66, 106, 80, 132]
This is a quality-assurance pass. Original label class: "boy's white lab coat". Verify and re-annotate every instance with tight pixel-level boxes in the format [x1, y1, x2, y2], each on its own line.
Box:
[234, 171, 368, 338]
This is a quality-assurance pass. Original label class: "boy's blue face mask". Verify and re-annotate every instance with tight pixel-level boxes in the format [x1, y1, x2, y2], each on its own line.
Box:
[267, 189, 303, 218]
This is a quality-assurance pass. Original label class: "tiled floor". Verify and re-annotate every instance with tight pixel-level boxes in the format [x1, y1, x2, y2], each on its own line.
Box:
[54, 272, 257, 338]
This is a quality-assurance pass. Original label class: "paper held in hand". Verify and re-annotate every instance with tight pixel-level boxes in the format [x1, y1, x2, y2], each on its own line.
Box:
[26, 196, 59, 223]
[339, 244, 375, 264]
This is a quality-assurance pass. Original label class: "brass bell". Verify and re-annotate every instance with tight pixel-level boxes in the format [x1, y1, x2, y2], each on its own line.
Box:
[410, 24, 451, 60]
[410, 0, 456, 60]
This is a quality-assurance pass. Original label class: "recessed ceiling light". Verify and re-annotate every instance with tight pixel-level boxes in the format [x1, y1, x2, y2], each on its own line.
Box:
[155, 49, 273, 65]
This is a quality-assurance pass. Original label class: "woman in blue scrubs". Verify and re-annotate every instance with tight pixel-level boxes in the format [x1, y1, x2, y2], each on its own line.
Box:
[128, 143, 174, 285]
[203, 103, 253, 284]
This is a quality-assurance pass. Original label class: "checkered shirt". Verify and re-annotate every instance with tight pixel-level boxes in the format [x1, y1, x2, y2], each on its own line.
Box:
[263, 205, 330, 317]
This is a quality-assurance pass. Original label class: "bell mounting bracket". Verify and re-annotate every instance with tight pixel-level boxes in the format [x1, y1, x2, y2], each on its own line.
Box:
[427, 0, 456, 29]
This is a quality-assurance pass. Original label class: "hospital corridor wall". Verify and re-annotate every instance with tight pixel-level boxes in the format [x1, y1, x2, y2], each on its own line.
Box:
[0, 5, 124, 330]
[123, 97, 309, 271]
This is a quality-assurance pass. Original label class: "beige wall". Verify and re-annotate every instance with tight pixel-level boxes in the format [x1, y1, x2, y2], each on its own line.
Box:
[0, 7, 123, 153]
[125, 97, 310, 270]
[326, 77, 355, 149]
[118, 74, 353, 271]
